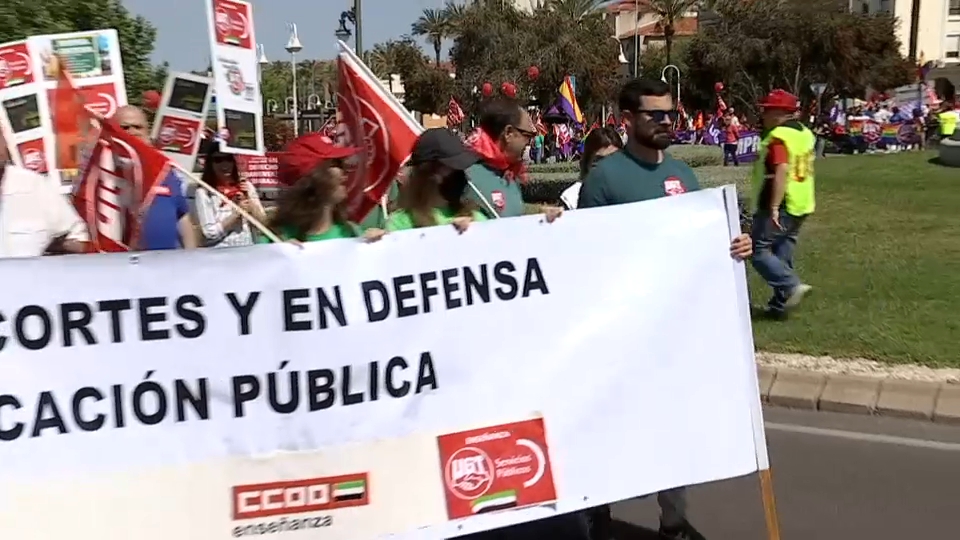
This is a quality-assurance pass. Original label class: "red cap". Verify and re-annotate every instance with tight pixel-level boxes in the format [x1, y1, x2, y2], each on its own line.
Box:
[277, 133, 361, 185]
[758, 89, 800, 111]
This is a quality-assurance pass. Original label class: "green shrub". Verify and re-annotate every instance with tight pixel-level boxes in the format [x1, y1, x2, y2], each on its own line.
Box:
[527, 145, 724, 173]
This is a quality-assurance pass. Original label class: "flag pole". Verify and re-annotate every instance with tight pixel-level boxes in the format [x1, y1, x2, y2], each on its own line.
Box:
[171, 162, 283, 244]
[336, 41, 501, 219]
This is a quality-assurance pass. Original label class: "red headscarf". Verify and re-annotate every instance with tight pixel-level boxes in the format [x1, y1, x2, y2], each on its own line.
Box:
[465, 128, 528, 183]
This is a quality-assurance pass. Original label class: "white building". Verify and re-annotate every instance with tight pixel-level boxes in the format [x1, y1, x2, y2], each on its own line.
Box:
[853, 0, 960, 64]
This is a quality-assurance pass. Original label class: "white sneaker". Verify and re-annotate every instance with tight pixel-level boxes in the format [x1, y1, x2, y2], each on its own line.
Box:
[785, 283, 813, 309]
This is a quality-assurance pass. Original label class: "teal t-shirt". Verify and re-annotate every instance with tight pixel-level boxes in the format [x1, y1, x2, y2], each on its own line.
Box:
[385, 208, 489, 231]
[464, 162, 525, 218]
[578, 149, 701, 208]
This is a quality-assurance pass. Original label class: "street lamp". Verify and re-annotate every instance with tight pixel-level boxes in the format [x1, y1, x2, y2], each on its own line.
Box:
[256, 43, 268, 83]
[661, 64, 681, 103]
[334, 1, 363, 57]
[285, 23, 303, 138]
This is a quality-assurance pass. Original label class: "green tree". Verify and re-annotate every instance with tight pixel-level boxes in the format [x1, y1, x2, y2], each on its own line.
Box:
[367, 37, 451, 114]
[411, 8, 449, 66]
[449, 1, 621, 117]
[0, 0, 161, 104]
[683, 0, 913, 113]
[645, 0, 699, 66]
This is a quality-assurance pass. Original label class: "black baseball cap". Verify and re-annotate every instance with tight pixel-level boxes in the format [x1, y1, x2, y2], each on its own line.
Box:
[409, 128, 479, 170]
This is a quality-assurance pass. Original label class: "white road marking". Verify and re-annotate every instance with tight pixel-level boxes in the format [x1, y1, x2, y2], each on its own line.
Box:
[765, 422, 960, 452]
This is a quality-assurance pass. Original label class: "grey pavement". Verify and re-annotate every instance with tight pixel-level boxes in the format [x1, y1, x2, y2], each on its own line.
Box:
[608, 407, 960, 539]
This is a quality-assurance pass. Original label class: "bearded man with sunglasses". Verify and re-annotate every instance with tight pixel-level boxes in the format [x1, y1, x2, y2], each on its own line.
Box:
[578, 78, 752, 540]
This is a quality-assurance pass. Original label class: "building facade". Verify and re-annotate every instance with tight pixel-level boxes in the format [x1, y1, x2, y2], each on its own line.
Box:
[854, 0, 960, 64]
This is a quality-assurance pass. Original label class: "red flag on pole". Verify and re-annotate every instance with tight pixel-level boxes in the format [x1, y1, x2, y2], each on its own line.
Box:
[74, 119, 176, 252]
[446, 97, 465, 127]
[336, 41, 422, 222]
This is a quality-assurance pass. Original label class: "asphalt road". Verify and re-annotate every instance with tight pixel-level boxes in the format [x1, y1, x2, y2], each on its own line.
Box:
[608, 407, 960, 539]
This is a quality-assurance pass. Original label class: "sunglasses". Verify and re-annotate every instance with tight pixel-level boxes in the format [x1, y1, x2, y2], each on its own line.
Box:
[212, 155, 233, 163]
[635, 110, 678, 124]
[512, 126, 538, 138]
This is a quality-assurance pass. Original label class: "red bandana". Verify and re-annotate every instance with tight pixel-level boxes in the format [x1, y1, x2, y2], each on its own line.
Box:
[465, 129, 528, 183]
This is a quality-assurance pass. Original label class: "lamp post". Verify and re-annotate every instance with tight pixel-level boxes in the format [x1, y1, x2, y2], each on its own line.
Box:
[334, 1, 362, 57]
[660, 64, 681, 103]
[256, 43, 268, 82]
[285, 23, 303, 138]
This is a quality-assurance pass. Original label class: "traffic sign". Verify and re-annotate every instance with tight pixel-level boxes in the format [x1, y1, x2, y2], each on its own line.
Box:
[810, 83, 827, 96]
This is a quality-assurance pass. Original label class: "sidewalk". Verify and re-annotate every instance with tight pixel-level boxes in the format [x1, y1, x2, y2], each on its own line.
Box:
[758, 353, 960, 424]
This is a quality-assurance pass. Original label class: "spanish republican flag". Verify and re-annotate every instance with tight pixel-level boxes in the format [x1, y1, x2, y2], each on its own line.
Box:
[558, 75, 584, 125]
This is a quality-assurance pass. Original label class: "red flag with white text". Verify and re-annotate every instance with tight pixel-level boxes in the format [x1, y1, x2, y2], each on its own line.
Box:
[336, 41, 422, 222]
[447, 97, 465, 127]
[74, 119, 175, 252]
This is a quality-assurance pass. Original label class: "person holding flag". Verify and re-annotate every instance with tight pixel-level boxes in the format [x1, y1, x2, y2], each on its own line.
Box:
[261, 133, 383, 244]
[385, 128, 487, 233]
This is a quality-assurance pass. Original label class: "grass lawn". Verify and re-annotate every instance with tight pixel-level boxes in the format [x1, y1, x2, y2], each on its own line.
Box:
[749, 151, 960, 367]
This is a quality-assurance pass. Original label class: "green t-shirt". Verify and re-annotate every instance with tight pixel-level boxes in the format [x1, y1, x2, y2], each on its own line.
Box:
[385, 208, 489, 231]
[464, 162, 525, 218]
[358, 180, 401, 230]
[578, 149, 701, 208]
[257, 223, 359, 243]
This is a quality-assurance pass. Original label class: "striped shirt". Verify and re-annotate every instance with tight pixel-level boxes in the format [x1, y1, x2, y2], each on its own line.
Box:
[194, 183, 260, 248]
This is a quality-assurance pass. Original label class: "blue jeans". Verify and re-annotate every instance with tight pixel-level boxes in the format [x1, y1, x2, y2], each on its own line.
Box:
[751, 210, 805, 312]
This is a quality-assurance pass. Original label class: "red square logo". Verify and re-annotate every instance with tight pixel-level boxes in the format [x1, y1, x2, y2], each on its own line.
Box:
[437, 418, 557, 520]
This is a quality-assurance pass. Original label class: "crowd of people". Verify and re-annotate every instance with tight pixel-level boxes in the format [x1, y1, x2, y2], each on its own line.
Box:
[0, 76, 833, 540]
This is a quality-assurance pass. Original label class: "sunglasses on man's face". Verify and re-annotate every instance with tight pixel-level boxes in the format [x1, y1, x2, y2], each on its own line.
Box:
[512, 126, 538, 139]
[635, 110, 678, 124]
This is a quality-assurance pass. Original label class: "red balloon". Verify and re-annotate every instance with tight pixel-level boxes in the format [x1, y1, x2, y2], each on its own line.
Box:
[714, 82, 724, 93]
[142, 89, 161, 110]
[527, 65, 540, 81]
[501, 82, 517, 98]
[481, 82, 494, 97]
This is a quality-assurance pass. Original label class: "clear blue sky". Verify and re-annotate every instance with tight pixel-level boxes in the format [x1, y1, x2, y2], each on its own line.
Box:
[123, 0, 450, 68]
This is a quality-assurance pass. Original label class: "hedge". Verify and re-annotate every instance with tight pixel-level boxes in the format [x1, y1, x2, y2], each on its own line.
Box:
[522, 165, 750, 205]
[527, 145, 724, 174]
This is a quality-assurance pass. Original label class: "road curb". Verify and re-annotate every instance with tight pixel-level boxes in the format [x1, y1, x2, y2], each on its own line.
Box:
[758, 366, 960, 425]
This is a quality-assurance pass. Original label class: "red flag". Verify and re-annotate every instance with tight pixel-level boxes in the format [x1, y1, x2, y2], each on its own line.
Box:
[447, 97, 465, 128]
[534, 112, 547, 136]
[605, 113, 616, 126]
[74, 119, 176, 252]
[51, 61, 88, 171]
[336, 42, 421, 222]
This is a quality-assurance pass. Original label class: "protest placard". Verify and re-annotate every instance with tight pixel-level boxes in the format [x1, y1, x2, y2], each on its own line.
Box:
[0, 40, 49, 174]
[205, 0, 264, 155]
[30, 29, 127, 189]
[0, 187, 769, 540]
[151, 71, 214, 172]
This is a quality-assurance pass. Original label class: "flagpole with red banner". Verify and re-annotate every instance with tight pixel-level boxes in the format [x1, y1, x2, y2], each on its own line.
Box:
[335, 41, 499, 219]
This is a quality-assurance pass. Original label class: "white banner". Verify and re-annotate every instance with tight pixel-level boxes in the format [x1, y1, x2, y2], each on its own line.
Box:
[0, 187, 766, 539]
[205, 0, 264, 155]
[151, 71, 214, 172]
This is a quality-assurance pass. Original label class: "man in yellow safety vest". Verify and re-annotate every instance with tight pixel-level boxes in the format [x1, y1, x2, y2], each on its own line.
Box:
[751, 90, 816, 320]
[937, 101, 958, 140]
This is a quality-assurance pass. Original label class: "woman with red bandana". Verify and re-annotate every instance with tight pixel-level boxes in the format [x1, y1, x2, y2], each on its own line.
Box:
[464, 98, 561, 221]
[259, 133, 383, 244]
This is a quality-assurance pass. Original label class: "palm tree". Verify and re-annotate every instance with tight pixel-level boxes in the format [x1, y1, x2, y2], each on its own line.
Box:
[645, 0, 698, 65]
[412, 8, 449, 66]
[442, 1, 470, 37]
[367, 42, 401, 78]
[546, 0, 609, 20]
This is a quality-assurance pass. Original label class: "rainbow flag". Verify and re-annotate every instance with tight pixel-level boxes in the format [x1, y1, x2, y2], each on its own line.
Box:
[558, 76, 584, 125]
